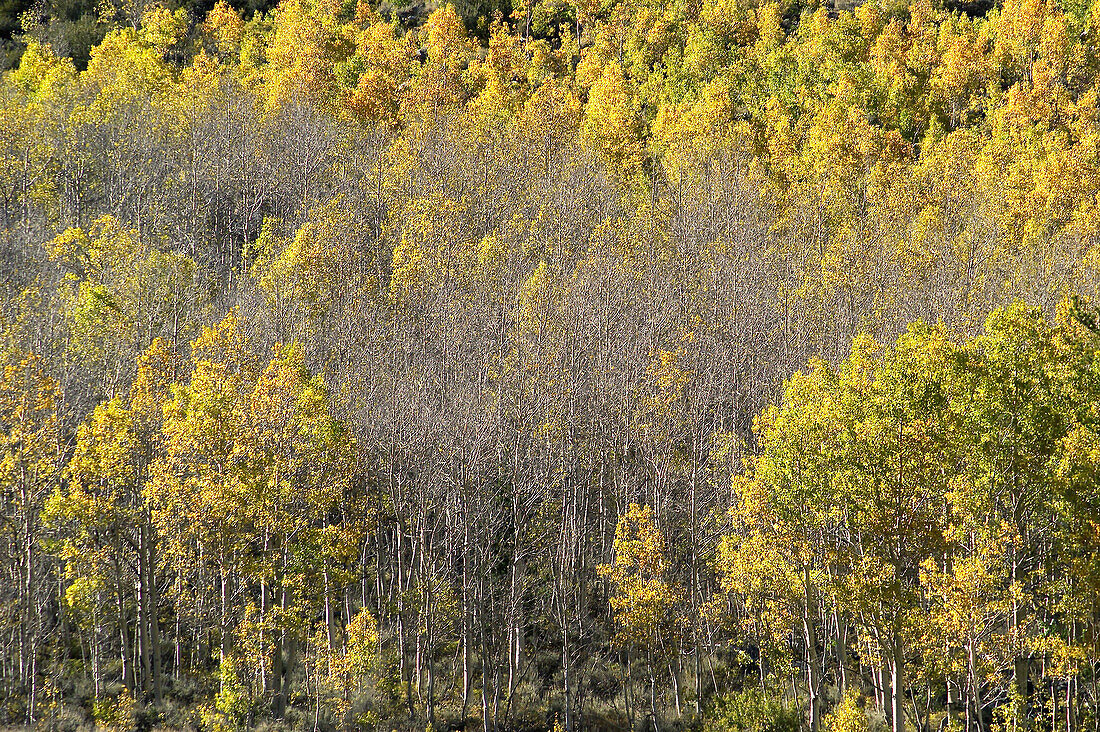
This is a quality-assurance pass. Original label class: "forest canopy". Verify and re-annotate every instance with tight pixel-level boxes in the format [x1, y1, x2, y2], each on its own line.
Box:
[1, 0, 1100, 728]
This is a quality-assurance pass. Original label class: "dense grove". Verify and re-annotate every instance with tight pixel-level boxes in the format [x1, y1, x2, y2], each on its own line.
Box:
[1, 0, 1100, 728]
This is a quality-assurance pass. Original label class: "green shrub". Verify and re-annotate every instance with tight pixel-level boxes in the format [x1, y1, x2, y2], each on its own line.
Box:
[825, 690, 870, 732]
[703, 689, 801, 732]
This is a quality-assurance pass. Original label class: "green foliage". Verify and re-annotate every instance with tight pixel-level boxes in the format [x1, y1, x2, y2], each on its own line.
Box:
[703, 689, 801, 732]
[206, 655, 250, 732]
[825, 690, 872, 732]
[91, 688, 136, 732]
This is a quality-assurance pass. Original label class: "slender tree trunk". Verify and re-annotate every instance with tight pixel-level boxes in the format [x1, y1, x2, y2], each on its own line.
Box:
[119, 566, 134, 695]
[879, 665, 890, 726]
[969, 642, 982, 732]
[803, 567, 821, 732]
[562, 618, 572, 732]
[648, 656, 658, 732]
[25, 503, 36, 724]
[136, 525, 152, 701]
[892, 633, 905, 732]
[462, 519, 471, 723]
[948, 677, 958, 727]
[670, 660, 682, 717]
[147, 521, 162, 704]
[835, 609, 847, 694]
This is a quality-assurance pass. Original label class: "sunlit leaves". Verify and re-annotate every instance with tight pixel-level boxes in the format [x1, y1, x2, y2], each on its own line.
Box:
[148, 312, 357, 678]
[599, 503, 685, 653]
[46, 216, 199, 398]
